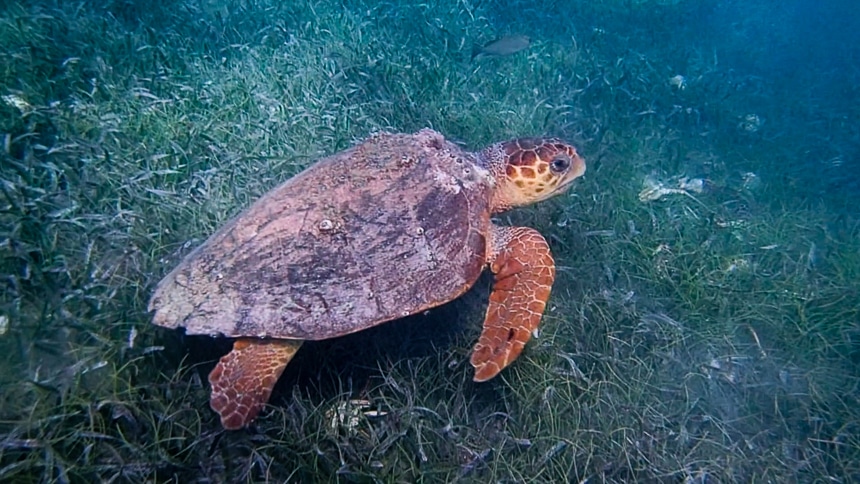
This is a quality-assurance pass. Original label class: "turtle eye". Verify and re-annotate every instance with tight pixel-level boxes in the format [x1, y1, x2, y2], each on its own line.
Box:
[549, 154, 571, 174]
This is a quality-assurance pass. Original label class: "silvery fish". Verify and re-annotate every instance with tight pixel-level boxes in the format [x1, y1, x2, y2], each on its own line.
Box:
[471, 35, 531, 60]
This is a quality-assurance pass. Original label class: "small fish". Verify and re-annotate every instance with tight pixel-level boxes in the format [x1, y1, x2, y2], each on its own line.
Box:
[471, 35, 531, 60]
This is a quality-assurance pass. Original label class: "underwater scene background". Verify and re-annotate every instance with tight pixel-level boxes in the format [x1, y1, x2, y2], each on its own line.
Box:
[1, 0, 858, 481]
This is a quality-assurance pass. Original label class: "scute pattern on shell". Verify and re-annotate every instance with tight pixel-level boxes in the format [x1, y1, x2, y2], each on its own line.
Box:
[148, 129, 495, 340]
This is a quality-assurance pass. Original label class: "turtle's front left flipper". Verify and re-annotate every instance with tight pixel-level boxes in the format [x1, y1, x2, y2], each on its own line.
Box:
[208, 338, 303, 429]
[470, 225, 555, 381]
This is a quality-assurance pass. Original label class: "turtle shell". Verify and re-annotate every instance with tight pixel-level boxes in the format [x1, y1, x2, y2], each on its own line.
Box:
[149, 129, 494, 340]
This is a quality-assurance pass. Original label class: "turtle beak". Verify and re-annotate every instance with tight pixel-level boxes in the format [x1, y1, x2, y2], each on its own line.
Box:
[559, 156, 586, 191]
[558, 169, 583, 193]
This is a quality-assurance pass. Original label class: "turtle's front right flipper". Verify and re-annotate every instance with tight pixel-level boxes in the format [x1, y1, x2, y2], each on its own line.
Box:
[470, 225, 555, 382]
[208, 338, 303, 429]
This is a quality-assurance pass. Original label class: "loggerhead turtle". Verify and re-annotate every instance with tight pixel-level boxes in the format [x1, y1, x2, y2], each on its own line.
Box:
[149, 129, 585, 429]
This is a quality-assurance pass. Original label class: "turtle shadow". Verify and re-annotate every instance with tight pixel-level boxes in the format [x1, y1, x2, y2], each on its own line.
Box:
[279, 275, 491, 401]
[181, 274, 492, 404]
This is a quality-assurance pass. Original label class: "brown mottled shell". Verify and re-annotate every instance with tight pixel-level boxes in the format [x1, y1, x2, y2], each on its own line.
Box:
[149, 129, 494, 340]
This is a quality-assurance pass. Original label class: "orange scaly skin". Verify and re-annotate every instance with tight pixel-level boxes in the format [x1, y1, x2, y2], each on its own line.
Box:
[209, 338, 302, 430]
[470, 226, 555, 381]
[470, 138, 584, 381]
[487, 138, 586, 212]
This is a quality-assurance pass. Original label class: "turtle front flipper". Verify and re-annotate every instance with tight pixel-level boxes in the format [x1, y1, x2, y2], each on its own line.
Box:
[208, 338, 303, 429]
[470, 225, 555, 381]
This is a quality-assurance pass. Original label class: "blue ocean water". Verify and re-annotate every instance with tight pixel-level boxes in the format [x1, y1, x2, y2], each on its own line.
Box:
[1, 0, 858, 481]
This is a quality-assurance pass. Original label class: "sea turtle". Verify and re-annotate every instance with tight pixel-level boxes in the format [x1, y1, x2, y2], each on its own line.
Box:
[148, 129, 585, 429]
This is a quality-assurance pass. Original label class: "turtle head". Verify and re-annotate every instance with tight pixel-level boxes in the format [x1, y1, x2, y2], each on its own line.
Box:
[482, 138, 586, 213]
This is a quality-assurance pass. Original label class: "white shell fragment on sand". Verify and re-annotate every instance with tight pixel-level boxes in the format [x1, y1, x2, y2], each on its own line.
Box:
[638, 175, 705, 202]
[326, 399, 388, 432]
[669, 74, 687, 90]
[739, 113, 763, 132]
[2, 94, 32, 112]
[742, 172, 761, 190]
[678, 177, 704, 193]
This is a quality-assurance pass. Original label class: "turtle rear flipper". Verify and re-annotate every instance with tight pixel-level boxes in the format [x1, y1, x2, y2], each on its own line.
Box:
[470, 226, 555, 381]
[208, 339, 303, 429]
